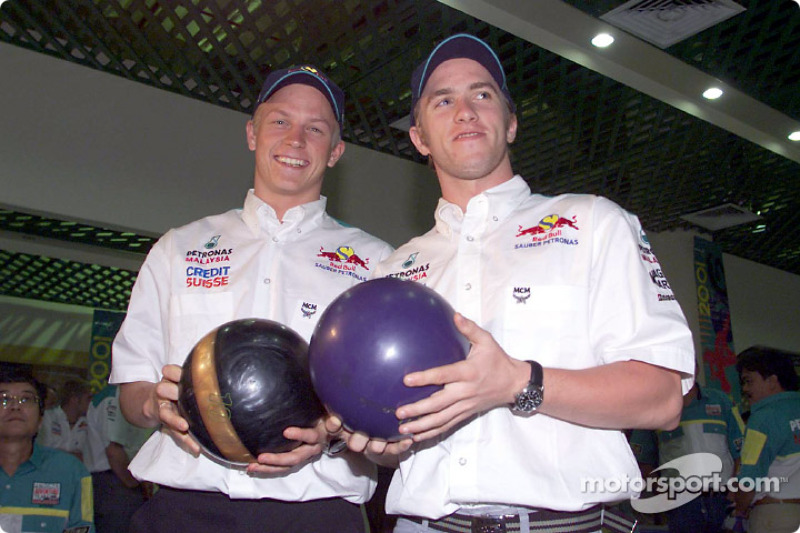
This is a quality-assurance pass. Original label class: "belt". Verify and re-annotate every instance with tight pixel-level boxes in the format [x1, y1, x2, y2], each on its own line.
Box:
[755, 496, 800, 506]
[403, 505, 604, 533]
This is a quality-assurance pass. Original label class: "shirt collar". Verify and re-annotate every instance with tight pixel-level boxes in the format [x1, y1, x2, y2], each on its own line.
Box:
[241, 189, 326, 237]
[29, 442, 44, 468]
[434, 176, 530, 237]
[751, 390, 800, 413]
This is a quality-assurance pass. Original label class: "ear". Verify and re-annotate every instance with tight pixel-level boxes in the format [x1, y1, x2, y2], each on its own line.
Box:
[246, 120, 257, 152]
[766, 374, 782, 391]
[327, 140, 346, 168]
[409, 126, 431, 157]
[506, 113, 518, 144]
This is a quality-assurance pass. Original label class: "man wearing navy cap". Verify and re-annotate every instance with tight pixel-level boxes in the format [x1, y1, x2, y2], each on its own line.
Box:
[345, 34, 696, 532]
[110, 65, 393, 532]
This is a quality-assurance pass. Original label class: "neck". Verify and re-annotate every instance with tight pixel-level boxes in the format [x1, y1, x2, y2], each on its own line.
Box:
[437, 160, 515, 212]
[253, 188, 318, 223]
[0, 439, 33, 477]
[64, 406, 80, 425]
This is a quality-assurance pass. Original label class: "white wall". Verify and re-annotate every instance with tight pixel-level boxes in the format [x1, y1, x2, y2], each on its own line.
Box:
[647, 231, 800, 375]
[725, 255, 800, 354]
[1, 43, 250, 236]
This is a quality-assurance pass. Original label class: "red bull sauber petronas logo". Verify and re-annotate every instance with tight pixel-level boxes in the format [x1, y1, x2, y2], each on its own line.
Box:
[315, 245, 370, 281]
[515, 214, 579, 249]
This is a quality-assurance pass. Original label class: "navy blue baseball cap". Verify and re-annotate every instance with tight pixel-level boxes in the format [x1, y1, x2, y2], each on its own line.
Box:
[253, 65, 345, 132]
[410, 34, 516, 126]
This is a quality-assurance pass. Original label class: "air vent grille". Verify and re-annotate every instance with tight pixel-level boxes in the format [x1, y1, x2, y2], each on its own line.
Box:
[601, 0, 746, 48]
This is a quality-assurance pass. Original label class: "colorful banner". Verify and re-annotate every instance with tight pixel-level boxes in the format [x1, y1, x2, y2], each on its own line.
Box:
[88, 309, 126, 394]
[694, 237, 741, 404]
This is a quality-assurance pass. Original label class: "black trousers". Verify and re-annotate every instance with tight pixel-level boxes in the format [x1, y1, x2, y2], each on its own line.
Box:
[93, 470, 146, 533]
[128, 486, 365, 533]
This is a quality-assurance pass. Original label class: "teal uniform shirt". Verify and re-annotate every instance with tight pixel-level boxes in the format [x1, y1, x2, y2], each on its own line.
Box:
[630, 387, 744, 482]
[739, 391, 800, 500]
[0, 443, 94, 533]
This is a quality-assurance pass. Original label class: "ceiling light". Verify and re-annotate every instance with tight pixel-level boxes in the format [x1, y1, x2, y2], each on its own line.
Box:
[703, 87, 723, 100]
[789, 131, 800, 142]
[591, 33, 615, 48]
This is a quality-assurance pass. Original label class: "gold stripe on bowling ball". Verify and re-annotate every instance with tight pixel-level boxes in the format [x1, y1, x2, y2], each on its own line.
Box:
[192, 332, 255, 463]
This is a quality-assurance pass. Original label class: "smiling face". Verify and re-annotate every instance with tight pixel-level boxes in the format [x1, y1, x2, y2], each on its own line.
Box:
[0, 382, 42, 443]
[246, 83, 345, 219]
[410, 57, 517, 199]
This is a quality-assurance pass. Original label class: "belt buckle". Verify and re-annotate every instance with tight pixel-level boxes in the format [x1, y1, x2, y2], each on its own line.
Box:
[471, 516, 508, 533]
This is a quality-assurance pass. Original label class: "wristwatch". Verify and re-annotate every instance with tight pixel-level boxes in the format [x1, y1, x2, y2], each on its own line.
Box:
[512, 360, 544, 413]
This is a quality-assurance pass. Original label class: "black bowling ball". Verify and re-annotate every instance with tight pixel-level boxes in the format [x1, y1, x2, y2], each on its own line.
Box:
[177, 318, 324, 465]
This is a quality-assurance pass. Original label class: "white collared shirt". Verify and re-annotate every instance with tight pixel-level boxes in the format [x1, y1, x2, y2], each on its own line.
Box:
[373, 176, 695, 519]
[110, 190, 393, 502]
[37, 407, 89, 460]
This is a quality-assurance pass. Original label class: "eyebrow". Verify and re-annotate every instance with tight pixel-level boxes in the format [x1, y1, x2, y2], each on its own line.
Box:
[0, 386, 35, 394]
[429, 81, 499, 99]
[262, 109, 333, 128]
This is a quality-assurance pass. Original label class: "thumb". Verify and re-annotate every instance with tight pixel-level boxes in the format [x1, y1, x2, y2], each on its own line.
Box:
[453, 312, 485, 347]
[324, 414, 343, 435]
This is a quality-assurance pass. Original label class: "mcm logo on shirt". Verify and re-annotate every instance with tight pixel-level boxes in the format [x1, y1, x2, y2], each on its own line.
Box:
[513, 286, 531, 304]
[32, 482, 61, 505]
[301, 302, 318, 319]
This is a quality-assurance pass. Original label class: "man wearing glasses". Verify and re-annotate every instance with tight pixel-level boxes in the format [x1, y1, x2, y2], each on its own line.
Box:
[0, 367, 95, 533]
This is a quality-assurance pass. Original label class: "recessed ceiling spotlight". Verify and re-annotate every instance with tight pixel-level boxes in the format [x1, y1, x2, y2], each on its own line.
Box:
[591, 33, 615, 48]
[703, 87, 723, 100]
[789, 131, 800, 142]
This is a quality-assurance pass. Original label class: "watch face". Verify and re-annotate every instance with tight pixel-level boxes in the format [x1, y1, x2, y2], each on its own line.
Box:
[515, 387, 543, 412]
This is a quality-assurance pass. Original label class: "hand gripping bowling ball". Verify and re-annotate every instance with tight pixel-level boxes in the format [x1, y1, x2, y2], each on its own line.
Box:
[308, 278, 470, 441]
[177, 318, 324, 465]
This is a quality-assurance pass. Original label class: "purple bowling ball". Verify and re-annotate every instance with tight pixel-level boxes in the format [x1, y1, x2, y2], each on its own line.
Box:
[308, 278, 470, 440]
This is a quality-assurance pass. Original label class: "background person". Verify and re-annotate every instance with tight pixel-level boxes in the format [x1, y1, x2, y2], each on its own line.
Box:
[109, 64, 393, 533]
[344, 33, 695, 533]
[733, 346, 800, 533]
[0, 366, 94, 533]
[37, 379, 92, 463]
[630, 381, 744, 532]
[85, 384, 153, 533]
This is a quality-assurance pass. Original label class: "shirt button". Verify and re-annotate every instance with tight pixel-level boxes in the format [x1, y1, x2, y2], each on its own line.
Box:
[458, 457, 467, 466]
[465, 283, 472, 291]
[263, 278, 271, 285]
[466, 235, 474, 242]
[492, 216, 499, 222]
[272, 236, 279, 242]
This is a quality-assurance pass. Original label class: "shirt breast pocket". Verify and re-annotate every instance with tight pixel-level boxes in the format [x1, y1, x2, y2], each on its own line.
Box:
[285, 281, 356, 341]
[501, 284, 587, 365]
[168, 292, 234, 364]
